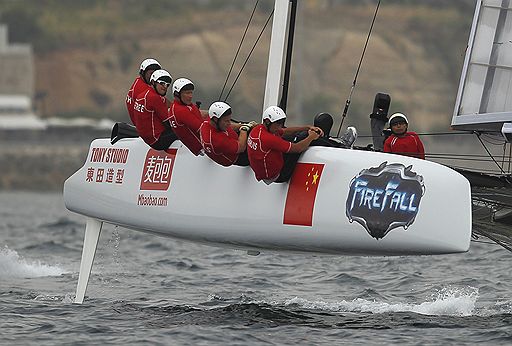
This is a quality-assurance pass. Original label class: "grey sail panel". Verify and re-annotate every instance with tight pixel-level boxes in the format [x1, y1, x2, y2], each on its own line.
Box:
[452, 0, 512, 132]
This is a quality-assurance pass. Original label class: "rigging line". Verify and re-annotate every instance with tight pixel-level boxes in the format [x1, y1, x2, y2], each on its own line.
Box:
[508, 143, 512, 173]
[337, 0, 381, 137]
[476, 132, 506, 174]
[471, 239, 502, 246]
[426, 153, 505, 160]
[218, 0, 259, 100]
[423, 152, 499, 158]
[427, 156, 504, 163]
[481, 132, 505, 139]
[481, 133, 506, 144]
[415, 131, 473, 136]
[357, 131, 473, 138]
[224, 9, 274, 102]
[447, 164, 506, 174]
[481, 136, 505, 145]
[502, 142, 507, 172]
[481, 133, 506, 141]
[474, 230, 512, 252]
[472, 199, 512, 209]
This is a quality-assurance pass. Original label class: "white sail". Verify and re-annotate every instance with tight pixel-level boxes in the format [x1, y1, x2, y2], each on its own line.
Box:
[452, 0, 512, 131]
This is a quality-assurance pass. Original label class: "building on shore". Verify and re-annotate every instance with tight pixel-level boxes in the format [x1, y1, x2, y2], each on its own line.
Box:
[0, 24, 45, 129]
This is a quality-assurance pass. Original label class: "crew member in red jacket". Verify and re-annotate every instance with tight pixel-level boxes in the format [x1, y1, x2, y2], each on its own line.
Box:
[169, 78, 208, 156]
[126, 58, 161, 125]
[200, 101, 251, 167]
[383, 113, 425, 159]
[133, 69, 177, 150]
[247, 106, 322, 184]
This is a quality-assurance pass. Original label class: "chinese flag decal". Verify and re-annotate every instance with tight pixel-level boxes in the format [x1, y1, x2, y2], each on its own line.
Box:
[283, 163, 325, 226]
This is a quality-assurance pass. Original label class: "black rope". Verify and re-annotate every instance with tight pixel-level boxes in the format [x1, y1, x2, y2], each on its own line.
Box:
[224, 9, 274, 102]
[476, 132, 506, 174]
[219, 0, 259, 100]
[337, 0, 381, 136]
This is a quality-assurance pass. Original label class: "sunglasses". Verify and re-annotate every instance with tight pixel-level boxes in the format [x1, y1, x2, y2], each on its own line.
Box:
[157, 81, 171, 88]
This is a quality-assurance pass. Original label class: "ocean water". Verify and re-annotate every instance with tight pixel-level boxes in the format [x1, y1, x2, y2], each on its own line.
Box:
[0, 192, 511, 345]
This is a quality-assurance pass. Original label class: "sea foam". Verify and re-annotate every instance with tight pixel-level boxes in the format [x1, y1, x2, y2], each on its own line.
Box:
[283, 286, 479, 317]
[0, 246, 67, 278]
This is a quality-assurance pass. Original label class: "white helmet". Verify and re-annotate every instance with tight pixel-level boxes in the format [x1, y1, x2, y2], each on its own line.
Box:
[209, 101, 232, 119]
[173, 78, 194, 96]
[262, 106, 286, 123]
[150, 69, 172, 84]
[139, 58, 161, 74]
[389, 112, 408, 126]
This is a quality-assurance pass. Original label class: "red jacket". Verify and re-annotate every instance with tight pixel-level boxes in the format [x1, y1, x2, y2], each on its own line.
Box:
[169, 101, 204, 155]
[126, 76, 151, 125]
[247, 124, 291, 180]
[133, 88, 170, 146]
[384, 132, 425, 159]
[200, 121, 239, 166]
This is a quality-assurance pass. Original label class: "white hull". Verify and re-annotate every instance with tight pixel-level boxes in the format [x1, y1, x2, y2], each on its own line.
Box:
[64, 138, 472, 256]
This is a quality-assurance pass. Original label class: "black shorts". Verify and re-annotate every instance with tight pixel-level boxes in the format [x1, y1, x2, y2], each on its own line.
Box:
[150, 129, 178, 150]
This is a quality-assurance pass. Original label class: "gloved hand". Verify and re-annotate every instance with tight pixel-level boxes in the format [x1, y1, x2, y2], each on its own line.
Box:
[240, 125, 250, 132]
[247, 121, 258, 128]
[308, 129, 320, 140]
[309, 126, 324, 137]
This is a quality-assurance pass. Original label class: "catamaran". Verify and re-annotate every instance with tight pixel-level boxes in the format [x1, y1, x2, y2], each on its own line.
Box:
[64, 0, 512, 304]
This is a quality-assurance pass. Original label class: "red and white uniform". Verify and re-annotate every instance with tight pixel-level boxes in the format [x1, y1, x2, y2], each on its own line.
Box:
[169, 101, 203, 155]
[126, 76, 151, 125]
[247, 124, 292, 181]
[200, 121, 239, 166]
[384, 132, 425, 159]
[133, 88, 170, 146]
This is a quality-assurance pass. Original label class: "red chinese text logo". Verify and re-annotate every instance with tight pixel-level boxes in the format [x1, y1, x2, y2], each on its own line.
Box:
[140, 149, 177, 191]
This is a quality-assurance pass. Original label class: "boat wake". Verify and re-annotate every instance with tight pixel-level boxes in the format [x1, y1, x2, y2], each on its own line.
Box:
[0, 246, 67, 278]
[104, 286, 511, 332]
[283, 286, 479, 317]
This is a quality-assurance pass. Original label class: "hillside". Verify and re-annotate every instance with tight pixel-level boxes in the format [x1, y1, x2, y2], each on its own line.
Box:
[0, 1, 475, 132]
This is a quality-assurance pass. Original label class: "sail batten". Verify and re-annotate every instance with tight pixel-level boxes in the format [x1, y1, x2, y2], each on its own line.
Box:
[452, 0, 512, 132]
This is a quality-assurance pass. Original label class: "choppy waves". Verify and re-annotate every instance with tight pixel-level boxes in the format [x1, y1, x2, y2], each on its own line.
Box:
[1, 192, 511, 345]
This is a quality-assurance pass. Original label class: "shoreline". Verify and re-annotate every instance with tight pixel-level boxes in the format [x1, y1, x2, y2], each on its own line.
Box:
[0, 128, 108, 191]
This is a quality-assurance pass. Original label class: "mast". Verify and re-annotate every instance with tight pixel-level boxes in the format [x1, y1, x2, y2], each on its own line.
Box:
[263, 0, 292, 111]
[279, 0, 298, 112]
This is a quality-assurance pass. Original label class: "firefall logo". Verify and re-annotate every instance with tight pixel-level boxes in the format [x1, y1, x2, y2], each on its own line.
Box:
[140, 148, 177, 191]
[346, 162, 425, 239]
